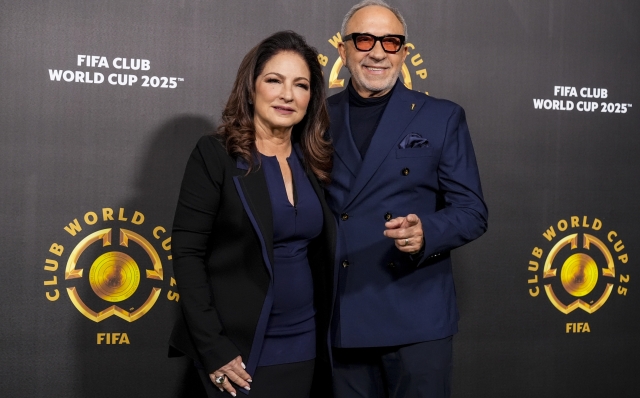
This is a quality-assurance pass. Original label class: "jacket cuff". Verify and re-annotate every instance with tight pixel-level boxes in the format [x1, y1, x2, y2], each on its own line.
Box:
[200, 341, 242, 374]
[408, 237, 426, 265]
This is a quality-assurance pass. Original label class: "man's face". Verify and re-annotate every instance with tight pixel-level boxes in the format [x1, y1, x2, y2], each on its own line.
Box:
[338, 5, 408, 98]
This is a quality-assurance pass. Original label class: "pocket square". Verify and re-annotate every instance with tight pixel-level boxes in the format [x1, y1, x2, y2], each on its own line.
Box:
[399, 133, 429, 149]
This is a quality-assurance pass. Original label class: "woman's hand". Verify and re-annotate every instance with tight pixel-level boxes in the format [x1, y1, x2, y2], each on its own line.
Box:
[209, 356, 252, 396]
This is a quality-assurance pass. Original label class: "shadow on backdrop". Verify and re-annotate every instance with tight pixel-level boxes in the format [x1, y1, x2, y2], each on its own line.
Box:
[73, 115, 213, 398]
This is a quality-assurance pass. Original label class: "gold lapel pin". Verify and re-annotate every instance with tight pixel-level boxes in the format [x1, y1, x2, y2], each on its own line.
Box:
[411, 103, 415, 110]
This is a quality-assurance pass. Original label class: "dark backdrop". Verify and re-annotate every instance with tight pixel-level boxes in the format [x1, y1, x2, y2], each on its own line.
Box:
[1, 1, 638, 396]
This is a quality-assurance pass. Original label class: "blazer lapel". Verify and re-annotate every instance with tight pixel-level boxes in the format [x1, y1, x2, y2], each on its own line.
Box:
[343, 82, 425, 208]
[329, 89, 362, 178]
[233, 158, 275, 275]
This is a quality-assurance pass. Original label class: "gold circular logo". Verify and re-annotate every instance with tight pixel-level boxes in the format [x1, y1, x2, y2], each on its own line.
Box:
[64, 228, 164, 322]
[560, 253, 598, 297]
[89, 251, 141, 302]
[527, 216, 631, 317]
[541, 233, 616, 314]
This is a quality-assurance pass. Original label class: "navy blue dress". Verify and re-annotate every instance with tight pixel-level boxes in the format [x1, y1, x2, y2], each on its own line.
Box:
[258, 150, 323, 366]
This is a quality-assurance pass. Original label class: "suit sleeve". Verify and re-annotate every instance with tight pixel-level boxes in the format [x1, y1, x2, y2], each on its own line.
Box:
[418, 105, 488, 262]
[171, 136, 240, 373]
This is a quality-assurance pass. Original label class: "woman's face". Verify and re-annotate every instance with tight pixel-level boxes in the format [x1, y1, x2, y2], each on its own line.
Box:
[253, 51, 311, 135]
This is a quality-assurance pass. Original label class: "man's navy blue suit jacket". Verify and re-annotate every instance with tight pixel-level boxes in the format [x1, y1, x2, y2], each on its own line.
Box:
[326, 80, 488, 348]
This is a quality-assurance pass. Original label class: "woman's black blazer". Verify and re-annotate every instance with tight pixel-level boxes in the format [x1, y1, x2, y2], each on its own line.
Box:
[169, 135, 335, 391]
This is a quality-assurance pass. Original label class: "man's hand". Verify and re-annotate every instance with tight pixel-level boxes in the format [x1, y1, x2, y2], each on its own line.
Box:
[383, 214, 424, 254]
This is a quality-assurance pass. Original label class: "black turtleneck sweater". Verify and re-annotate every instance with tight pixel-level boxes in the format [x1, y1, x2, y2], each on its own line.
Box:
[347, 80, 395, 158]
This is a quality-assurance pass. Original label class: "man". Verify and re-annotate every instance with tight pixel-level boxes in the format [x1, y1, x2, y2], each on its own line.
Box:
[325, 1, 488, 397]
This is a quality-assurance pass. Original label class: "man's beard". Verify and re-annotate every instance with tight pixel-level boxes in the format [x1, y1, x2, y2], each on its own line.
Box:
[346, 57, 401, 95]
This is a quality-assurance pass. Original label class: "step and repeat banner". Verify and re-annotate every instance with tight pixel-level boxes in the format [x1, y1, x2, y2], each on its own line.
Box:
[1, 1, 638, 397]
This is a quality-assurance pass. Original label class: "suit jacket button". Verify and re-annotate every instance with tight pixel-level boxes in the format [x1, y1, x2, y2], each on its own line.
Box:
[341, 213, 349, 221]
[384, 212, 392, 221]
[402, 168, 410, 176]
[342, 260, 350, 268]
[388, 262, 396, 268]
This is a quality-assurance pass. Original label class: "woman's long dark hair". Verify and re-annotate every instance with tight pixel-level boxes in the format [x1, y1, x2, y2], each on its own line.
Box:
[216, 31, 332, 183]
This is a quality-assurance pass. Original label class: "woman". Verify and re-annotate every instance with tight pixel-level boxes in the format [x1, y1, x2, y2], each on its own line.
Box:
[169, 31, 335, 398]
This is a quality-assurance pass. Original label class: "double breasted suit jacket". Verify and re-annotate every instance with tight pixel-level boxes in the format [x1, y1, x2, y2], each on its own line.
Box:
[168, 135, 335, 390]
[326, 81, 488, 348]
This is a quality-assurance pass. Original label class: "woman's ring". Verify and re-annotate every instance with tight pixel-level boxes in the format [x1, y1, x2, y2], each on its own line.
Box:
[214, 374, 227, 385]
[404, 238, 409, 246]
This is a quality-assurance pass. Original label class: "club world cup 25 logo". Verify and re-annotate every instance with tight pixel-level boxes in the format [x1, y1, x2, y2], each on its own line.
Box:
[527, 216, 631, 332]
[317, 32, 429, 94]
[43, 207, 179, 326]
